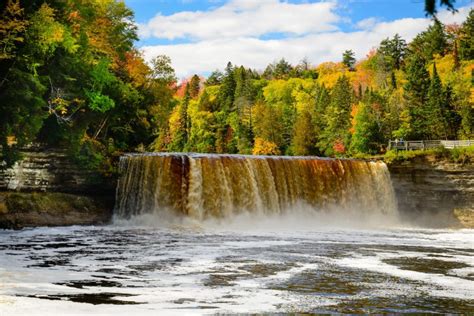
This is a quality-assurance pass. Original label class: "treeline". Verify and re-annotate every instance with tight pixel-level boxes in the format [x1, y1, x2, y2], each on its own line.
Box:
[0, 0, 176, 172]
[154, 13, 473, 156]
[0, 1, 473, 175]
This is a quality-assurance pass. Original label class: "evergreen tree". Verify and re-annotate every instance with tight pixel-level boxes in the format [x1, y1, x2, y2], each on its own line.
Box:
[459, 9, 474, 61]
[410, 19, 447, 61]
[404, 54, 430, 139]
[206, 70, 223, 85]
[378, 34, 407, 70]
[273, 58, 293, 79]
[424, 0, 456, 16]
[342, 50, 356, 71]
[189, 74, 200, 98]
[442, 84, 461, 139]
[425, 63, 446, 139]
[217, 62, 236, 112]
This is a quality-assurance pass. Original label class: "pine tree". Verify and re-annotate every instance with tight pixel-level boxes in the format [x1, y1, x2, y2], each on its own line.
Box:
[342, 50, 356, 71]
[217, 62, 236, 112]
[404, 54, 430, 139]
[378, 34, 407, 70]
[459, 9, 474, 61]
[189, 74, 200, 98]
[273, 58, 293, 79]
[425, 63, 446, 139]
[410, 19, 447, 61]
[442, 84, 461, 139]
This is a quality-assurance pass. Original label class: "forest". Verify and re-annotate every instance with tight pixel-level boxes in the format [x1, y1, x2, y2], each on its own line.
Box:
[0, 0, 473, 174]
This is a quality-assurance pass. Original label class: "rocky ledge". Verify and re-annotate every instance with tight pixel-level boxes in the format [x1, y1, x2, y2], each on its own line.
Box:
[0, 192, 113, 229]
[388, 156, 474, 228]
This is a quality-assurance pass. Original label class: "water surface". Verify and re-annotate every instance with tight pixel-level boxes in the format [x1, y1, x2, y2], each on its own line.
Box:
[1, 224, 473, 314]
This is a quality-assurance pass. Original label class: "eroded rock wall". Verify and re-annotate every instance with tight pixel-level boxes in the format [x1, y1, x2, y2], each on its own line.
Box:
[388, 157, 474, 227]
[0, 146, 115, 229]
[0, 145, 110, 193]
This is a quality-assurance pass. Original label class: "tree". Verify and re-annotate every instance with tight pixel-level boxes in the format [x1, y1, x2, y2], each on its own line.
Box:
[253, 138, 280, 156]
[319, 75, 353, 155]
[425, 0, 456, 16]
[217, 62, 236, 112]
[425, 63, 447, 139]
[342, 50, 356, 71]
[206, 70, 223, 85]
[459, 9, 474, 61]
[189, 74, 200, 98]
[0, 0, 28, 61]
[350, 102, 380, 154]
[403, 54, 431, 139]
[410, 19, 447, 61]
[150, 55, 176, 84]
[441, 84, 461, 139]
[273, 58, 293, 79]
[291, 110, 315, 155]
[378, 34, 407, 70]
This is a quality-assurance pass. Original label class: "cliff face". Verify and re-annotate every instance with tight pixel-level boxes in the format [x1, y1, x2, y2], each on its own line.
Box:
[0, 145, 112, 193]
[0, 146, 115, 229]
[388, 157, 474, 227]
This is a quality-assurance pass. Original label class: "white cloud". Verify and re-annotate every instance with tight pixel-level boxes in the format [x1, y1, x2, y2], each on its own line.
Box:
[356, 17, 380, 30]
[139, 4, 472, 78]
[138, 0, 340, 40]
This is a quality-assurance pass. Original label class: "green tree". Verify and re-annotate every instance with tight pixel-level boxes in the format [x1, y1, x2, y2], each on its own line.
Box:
[350, 102, 380, 154]
[459, 9, 474, 61]
[378, 34, 407, 70]
[425, 63, 447, 139]
[404, 54, 431, 139]
[342, 50, 356, 71]
[217, 62, 236, 112]
[425, 0, 456, 16]
[410, 19, 447, 61]
[319, 75, 353, 155]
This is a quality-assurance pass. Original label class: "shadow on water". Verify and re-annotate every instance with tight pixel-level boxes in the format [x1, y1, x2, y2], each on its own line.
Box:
[382, 257, 473, 280]
[21, 293, 142, 305]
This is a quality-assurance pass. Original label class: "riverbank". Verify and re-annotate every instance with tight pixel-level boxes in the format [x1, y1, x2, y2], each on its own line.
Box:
[0, 192, 113, 229]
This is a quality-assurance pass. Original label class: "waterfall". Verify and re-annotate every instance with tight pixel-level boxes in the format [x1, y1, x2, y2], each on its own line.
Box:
[114, 153, 397, 221]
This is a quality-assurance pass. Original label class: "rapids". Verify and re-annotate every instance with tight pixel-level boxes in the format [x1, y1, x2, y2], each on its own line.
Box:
[0, 226, 473, 314]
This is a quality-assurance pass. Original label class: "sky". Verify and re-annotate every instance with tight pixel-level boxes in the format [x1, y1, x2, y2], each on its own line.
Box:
[124, 0, 473, 78]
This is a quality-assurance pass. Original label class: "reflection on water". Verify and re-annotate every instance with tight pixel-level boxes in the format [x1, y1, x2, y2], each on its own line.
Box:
[0, 225, 473, 314]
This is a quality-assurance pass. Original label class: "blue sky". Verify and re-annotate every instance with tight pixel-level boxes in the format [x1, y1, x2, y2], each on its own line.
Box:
[123, 0, 473, 78]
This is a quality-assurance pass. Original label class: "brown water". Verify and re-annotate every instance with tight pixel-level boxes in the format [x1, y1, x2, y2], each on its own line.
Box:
[115, 153, 397, 221]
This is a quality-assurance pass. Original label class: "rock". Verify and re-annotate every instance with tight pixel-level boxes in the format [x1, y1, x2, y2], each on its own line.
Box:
[0, 192, 113, 229]
[0, 145, 115, 193]
[388, 156, 474, 228]
[453, 208, 474, 229]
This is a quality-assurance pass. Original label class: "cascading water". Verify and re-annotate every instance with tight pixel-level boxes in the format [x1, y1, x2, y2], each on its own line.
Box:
[114, 153, 398, 222]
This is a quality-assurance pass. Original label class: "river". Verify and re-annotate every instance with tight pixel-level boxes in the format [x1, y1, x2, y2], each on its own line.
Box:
[1, 221, 473, 314]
